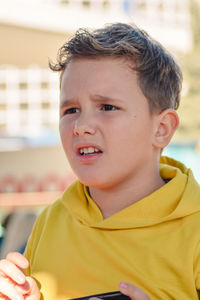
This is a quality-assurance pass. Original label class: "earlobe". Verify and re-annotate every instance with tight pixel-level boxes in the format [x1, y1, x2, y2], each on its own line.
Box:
[153, 109, 179, 149]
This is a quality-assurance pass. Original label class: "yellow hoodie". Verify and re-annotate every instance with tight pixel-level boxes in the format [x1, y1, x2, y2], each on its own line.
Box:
[24, 157, 200, 300]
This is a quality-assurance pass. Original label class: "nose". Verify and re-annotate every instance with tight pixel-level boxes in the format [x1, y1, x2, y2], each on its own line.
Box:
[73, 119, 95, 136]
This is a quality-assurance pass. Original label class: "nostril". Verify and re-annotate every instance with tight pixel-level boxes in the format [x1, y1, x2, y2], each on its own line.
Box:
[73, 124, 95, 136]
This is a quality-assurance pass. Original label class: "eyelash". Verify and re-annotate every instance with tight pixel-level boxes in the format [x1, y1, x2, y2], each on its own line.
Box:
[64, 107, 80, 115]
[63, 104, 119, 115]
[101, 104, 119, 111]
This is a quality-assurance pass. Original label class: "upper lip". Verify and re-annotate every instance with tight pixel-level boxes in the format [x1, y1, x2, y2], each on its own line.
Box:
[74, 143, 103, 154]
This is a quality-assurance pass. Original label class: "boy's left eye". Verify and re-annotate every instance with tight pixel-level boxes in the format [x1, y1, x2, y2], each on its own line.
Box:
[101, 104, 119, 111]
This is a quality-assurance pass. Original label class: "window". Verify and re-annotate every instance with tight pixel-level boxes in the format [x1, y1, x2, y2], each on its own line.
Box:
[138, 1, 147, 10]
[0, 103, 7, 110]
[41, 102, 50, 110]
[60, 0, 70, 5]
[0, 123, 7, 132]
[40, 81, 49, 89]
[19, 102, 29, 110]
[19, 82, 28, 90]
[82, 0, 90, 8]
[103, 0, 110, 8]
[0, 83, 6, 90]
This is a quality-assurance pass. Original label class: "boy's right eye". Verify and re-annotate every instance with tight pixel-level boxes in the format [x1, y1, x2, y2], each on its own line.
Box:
[64, 108, 80, 115]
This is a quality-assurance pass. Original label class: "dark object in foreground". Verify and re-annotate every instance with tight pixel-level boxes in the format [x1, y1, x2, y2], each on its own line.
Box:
[70, 291, 131, 300]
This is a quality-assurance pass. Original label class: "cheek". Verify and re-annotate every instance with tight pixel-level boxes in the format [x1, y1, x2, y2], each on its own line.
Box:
[59, 118, 73, 135]
[114, 118, 152, 148]
[59, 120, 73, 148]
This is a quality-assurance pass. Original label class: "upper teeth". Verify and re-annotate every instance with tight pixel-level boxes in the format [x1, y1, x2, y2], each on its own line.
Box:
[80, 147, 100, 154]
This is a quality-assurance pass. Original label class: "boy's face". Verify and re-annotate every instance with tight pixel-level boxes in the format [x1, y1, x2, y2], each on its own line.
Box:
[60, 57, 159, 189]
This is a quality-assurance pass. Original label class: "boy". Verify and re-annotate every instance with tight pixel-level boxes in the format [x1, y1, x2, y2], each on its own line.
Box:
[0, 23, 200, 300]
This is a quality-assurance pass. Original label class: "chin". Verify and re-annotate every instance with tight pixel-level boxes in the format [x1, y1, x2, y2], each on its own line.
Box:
[75, 174, 106, 189]
[79, 177, 119, 191]
[78, 178, 103, 188]
[71, 168, 99, 186]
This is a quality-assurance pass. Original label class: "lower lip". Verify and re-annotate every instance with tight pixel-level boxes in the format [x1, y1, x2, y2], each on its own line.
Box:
[76, 152, 103, 163]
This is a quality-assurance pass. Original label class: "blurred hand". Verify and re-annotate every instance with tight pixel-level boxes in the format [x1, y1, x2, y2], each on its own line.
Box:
[0, 252, 40, 300]
[118, 282, 150, 300]
[90, 282, 150, 300]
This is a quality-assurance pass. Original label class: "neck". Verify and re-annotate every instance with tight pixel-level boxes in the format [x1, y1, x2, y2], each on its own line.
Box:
[89, 171, 165, 219]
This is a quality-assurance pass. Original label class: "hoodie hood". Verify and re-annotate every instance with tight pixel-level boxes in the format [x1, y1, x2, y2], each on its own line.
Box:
[61, 156, 200, 229]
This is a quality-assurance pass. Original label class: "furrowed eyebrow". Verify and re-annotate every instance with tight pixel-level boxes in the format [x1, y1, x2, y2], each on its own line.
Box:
[93, 94, 123, 103]
[60, 95, 123, 108]
[60, 99, 78, 108]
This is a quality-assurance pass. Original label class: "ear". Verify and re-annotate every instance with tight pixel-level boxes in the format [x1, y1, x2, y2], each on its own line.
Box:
[153, 109, 179, 149]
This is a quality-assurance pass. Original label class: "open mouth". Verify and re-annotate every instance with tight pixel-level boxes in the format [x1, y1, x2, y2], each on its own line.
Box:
[79, 147, 102, 156]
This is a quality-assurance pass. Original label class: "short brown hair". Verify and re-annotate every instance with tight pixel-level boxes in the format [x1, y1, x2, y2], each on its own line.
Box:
[49, 23, 182, 113]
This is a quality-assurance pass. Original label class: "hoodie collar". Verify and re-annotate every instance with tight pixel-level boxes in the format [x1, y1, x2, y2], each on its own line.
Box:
[62, 157, 200, 229]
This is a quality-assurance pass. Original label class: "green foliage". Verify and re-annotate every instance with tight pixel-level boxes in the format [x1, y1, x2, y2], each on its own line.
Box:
[175, 0, 200, 142]
[190, 0, 200, 50]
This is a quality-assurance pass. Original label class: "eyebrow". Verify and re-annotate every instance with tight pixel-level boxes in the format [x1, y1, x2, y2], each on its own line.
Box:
[60, 94, 123, 108]
[60, 98, 78, 109]
[92, 94, 123, 103]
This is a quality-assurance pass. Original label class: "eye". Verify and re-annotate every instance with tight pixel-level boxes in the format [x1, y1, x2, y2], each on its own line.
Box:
[101, 104, 119, 111]
[64, 107, 80, 115]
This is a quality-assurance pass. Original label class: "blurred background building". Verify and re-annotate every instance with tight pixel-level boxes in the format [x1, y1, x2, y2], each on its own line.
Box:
[0, 0, 193, 139]
[0, 0, 200, 254]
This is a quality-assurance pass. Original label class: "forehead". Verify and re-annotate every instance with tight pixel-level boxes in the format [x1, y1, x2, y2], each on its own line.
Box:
[59, 57, 152, 115]
[60, 57, 140, 95]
